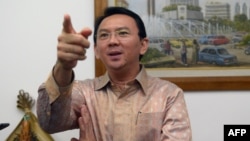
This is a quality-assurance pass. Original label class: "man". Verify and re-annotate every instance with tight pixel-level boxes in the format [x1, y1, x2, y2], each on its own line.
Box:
[164, 40, 172, 55]
[37, 7, 192, 141]
[180, 40, 188, 66]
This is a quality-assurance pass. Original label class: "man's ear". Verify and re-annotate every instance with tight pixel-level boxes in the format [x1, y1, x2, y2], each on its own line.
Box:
[94, 44, 100, 59]
[140, 38, 149, 55]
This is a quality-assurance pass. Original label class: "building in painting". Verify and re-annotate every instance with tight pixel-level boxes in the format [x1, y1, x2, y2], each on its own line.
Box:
[204, 0, 250, 20]
[161, 0, 203, 20]
[115, 0, 128, 8]
[229, 0, 250, 20]
[167, 0, 199, 6]
[205, 1, 230, 20]
[148, 0, 155, 16]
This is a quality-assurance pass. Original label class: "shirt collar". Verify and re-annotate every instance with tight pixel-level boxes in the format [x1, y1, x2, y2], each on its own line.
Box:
[94, 65, 149, 95]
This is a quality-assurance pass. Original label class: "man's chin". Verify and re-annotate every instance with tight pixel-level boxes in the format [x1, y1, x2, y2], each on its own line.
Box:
[107, 63, 125, 71]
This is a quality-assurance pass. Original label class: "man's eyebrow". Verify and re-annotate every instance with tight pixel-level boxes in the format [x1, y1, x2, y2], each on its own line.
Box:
[97, 29, 109, 33]
[116, 27, 130, 31]
[98, 27, 130, 32]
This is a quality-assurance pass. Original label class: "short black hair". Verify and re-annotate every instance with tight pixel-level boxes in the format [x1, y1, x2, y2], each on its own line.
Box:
[93, 6, 147, 44]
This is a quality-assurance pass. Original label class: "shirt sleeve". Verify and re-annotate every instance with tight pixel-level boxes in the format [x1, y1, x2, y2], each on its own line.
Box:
[161, 90, 192, 141]
[45, 70, 74, 104]
[36, 70, 78, 134]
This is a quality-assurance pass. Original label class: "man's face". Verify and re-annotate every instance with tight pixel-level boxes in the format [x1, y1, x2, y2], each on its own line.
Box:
[94, 14, 148, 71]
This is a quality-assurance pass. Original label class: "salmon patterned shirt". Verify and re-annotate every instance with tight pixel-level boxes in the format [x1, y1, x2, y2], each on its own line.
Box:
[37, 67, 192, 141]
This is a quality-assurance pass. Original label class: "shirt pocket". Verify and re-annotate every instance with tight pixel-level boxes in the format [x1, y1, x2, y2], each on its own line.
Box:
[135, 112, 164, 140]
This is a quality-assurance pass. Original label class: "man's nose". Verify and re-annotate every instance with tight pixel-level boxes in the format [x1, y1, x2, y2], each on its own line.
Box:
[109, 33, 119, 43]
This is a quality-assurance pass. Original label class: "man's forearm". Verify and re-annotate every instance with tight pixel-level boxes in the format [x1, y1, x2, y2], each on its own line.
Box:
[53, 62, 73, 87]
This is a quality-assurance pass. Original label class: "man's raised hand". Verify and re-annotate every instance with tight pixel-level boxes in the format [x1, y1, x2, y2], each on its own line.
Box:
[57, 14, 92, 70]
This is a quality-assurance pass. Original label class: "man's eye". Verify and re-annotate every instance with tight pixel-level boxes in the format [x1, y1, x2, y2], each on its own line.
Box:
[99, 33, 109, 39]
[118, 31, 129, 36]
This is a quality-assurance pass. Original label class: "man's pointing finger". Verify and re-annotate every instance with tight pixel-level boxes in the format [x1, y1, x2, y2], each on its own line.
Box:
[63, 14, 75, 33]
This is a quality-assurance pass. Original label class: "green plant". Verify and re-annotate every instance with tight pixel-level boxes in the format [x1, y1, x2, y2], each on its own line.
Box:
[141, 48, 165, 63]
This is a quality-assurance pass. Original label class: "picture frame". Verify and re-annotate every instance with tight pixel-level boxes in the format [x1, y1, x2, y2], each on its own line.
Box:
[94, 0, 250, 91]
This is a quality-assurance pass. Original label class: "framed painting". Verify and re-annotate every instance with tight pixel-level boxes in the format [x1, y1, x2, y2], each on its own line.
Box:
[94, 0, 250, 91]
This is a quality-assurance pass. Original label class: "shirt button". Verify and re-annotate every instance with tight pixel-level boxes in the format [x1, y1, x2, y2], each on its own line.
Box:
[46, 111, 50, 116]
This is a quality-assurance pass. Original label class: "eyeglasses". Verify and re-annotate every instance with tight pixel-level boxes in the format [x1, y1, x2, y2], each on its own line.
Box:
[96, 29, 131, 41]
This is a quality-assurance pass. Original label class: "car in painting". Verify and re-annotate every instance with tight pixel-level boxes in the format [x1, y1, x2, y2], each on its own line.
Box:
[149, 38, 165, 52]
[197, 35, 216, 44]
[245, 46, 250, 55]
[232, 34, 244, 43]
[149, 38, 164, 45]
[198, 46, 238, 65]
[208, 35, 230, 45]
